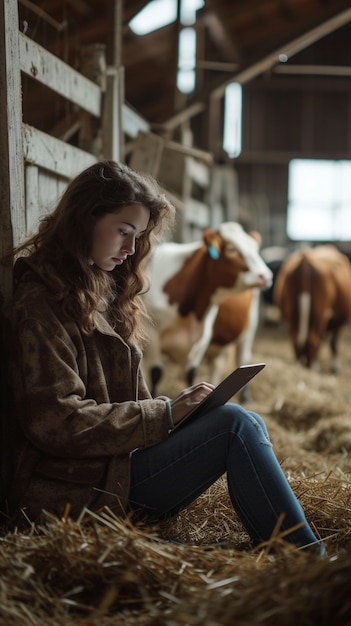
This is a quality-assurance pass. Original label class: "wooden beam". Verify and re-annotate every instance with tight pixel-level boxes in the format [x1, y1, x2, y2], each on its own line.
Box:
[22, 124, 97, 178]
[274, 64, 351, 77]
[153, 102, 205, 131]
[122, 104, 150, 138]
[103, 0, 124, 161]
[207, 94, 222, 158]
[235, 149, 351, 165]
[211, 7, 351, 96]
[19, 33, 102, 117]
[103, 66, 124, 161]
[49, 113, 81, 142]
[163, 138, 213, 165]
[197, 60, 239, 72]
[245, 74, 351, 93]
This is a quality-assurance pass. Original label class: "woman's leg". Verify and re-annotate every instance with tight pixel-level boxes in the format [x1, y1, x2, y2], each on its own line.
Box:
[129, 403, 322, 550]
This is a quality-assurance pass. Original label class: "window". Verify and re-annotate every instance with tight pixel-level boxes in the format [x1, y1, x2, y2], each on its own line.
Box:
[287, 159, 351, 241]
[223, 82, 242, 158]
[129, 0, 204, 35]
[177, 27, 197, 94]
[129, 0, 242, 154]
[129, 0, 177, 35]
[129, 0, 204, 94]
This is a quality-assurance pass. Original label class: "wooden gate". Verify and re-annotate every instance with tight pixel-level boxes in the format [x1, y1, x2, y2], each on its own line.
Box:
[0, 1, 105, 303]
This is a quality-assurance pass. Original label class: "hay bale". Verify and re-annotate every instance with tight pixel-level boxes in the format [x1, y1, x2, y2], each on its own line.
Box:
[305, 415, 351, 454]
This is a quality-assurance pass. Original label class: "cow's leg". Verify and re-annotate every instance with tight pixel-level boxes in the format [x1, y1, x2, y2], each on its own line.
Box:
[142, 323, 164, 397]
[208, 344, 234, 386]
[185, 307, 218, 381]
[330, 329, 340, 374]
[186, 366, 196, 386]
[239, 383, 250, 404]
[236, 289, 260, 404]
[295, 292, 312, 366]
[236, 331, 253, 404]
[185, 305, 219, 386]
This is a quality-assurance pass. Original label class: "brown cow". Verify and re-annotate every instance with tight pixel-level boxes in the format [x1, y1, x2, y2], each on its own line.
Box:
[143, 222, 273, 396]
[273, 245, 351, 371]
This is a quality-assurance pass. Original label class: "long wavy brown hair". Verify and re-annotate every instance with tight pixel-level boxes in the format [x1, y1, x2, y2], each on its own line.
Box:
[13, 161, 176, 343]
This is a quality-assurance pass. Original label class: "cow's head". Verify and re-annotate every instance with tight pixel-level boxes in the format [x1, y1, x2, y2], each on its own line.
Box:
[204, 222, 273, 291]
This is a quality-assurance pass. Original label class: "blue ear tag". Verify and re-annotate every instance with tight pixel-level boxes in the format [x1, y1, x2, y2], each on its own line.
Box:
[208, 245, 220, 260]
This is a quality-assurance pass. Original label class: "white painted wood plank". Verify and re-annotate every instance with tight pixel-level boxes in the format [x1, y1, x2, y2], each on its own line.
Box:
[25, 164, 40, 235]
[185, 158, 210, 188]
[0, 0, 26, 301]
[38, 170, 61, 216]
[184, 198, 210, 227]
[129, 132, 164, 178]
[122, 104, 150, 138]
[19, 33, 102, 117]
[22, 124, 98, 178]
[102, 67, 123, 161]
[26, 165, 68, 236]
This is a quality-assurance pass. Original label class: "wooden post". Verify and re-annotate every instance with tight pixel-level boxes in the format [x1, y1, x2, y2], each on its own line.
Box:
[103, 0, 124, 161]
[0, 0, 26, 511]
[25, 164, 40, 235]
[0, 0, 26, 304]
[78, 43, 106, 157]
[207, 92, 223, 159]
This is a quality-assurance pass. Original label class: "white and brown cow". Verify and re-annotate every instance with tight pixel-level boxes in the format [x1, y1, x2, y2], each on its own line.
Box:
[143, 222, 273, 397]
[273, 244, 351, 371]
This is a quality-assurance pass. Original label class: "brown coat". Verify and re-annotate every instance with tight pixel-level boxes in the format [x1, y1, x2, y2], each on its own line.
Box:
[7, 258, 170, 522]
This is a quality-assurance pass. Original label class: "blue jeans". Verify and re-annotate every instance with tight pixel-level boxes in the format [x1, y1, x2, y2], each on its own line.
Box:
[129, 403, 321, 550]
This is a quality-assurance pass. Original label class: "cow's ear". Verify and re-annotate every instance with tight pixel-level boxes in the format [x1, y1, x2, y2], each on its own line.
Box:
[203, 229, 221, 260]
[248, 230, 262, 248]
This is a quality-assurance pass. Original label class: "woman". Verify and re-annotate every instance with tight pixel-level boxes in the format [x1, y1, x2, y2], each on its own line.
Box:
[5, 161, 324, 553]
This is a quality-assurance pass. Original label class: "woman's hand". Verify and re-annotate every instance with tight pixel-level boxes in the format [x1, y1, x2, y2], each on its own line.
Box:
[170, 382, 215, 425]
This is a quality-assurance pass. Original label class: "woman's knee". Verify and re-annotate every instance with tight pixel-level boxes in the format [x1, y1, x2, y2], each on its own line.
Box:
[247, 410, 270, 438]
[218, 404, 270, 443]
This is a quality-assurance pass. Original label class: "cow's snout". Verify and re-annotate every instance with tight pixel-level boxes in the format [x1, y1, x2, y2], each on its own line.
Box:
[257, 272, 273, 289]
[237, 269, 273, 291]
[246, 268, 273, 290]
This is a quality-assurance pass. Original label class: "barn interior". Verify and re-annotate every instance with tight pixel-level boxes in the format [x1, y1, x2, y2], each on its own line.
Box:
[10, 0, 351, 249]
[1, 1, 351, 625]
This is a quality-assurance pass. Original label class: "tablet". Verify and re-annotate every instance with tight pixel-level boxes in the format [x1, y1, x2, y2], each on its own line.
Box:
[171, 362, 266, 432]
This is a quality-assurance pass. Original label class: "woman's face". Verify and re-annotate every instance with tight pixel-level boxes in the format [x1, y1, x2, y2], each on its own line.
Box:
[90, 204, 150, 271]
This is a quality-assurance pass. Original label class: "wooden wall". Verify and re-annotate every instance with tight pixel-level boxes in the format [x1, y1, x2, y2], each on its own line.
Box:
[234, 73, 351, 248]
